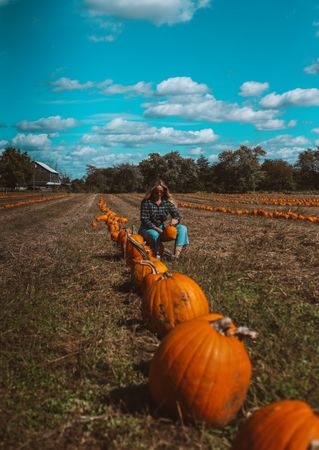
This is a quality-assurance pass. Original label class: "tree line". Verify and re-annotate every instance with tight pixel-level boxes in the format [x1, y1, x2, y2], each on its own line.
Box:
[1, 146, 319, 193]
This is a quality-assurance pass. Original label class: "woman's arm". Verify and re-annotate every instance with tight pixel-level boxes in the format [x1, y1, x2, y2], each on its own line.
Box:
[167, 202, 181, 224]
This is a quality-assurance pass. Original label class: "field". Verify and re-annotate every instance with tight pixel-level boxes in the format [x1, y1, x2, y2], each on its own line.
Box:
[1, 192, 319, 449]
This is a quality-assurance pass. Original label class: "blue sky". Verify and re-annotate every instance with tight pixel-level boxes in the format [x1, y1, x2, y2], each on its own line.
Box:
[1, 0, 319, 178]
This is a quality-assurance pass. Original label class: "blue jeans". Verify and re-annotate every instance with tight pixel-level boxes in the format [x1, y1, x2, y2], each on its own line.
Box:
[139, 224, 189, 254]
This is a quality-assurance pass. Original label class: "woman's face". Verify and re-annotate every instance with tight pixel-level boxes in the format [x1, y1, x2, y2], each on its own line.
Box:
[154, 185, 164, 197]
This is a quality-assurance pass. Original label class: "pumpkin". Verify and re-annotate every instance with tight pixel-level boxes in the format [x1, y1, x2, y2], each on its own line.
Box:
[149, 314, 254, 426]
[232, 400, 319, 450]
[125, 234, 152, 268]
[162, 225, 177, 241]
[142, 271, 209, 337]
[90, 222, 97, 228]
[132, 259, 168, 292]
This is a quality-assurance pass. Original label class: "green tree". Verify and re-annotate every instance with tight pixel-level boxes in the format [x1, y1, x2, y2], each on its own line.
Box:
[0, 147, 34, 189]
[214, 146, 266, 192]
[259, 160, 294, 191]
[294, 148, 319, 190]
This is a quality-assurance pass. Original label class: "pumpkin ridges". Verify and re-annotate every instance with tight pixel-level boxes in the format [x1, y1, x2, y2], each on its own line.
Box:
[149, 314, 252, 426]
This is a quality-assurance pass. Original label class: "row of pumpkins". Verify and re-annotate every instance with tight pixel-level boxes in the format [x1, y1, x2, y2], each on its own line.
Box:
[91, 198, 319, 449]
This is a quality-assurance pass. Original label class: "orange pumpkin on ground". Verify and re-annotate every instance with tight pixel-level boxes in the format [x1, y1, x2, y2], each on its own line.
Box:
[90, 222, 97, 228]
[162, 225, 177, 241]
[149, 314, 254, 426]
[125, 234, 153, 268]
[142, 271, 210, 337]
[232, 400, 319, 450]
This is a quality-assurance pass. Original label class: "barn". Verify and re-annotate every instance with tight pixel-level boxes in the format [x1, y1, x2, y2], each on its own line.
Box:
[32, 161, 61, 189]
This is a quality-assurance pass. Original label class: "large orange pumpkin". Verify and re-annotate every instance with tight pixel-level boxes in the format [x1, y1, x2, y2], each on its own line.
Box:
[232, 400, 319, 450]
[149, 314, 253, 426]
[162, 225, 177, 241]
[132, 259, 168, 292]
[142, 271, 210, 337]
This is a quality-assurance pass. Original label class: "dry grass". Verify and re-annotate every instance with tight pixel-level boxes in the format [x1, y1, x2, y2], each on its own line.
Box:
[1, 193, 318, 449]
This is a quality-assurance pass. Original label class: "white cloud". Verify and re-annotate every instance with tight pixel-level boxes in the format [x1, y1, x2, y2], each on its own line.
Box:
[102, 81, 153, 97]
[16, 116, 79, 132]
[190, 147, 203, 155]
[156, 77, 209, 96]
[144, 92, 292, 129]
[265, 135, 310, 146]
[72, 145, 98, 156]
[51, 77, 94, 91]
[0, 0, 11, 6]
[91, 151, 144, 166]
[312, 128, 319, 134]
[239, 81, 269, 97]
[83, 118, 218, 147]
[304, 59, 319, 75]
[260, 88, 319, 108]
[84, 0, 211, 25]
[88, 34, 115, 42]
[0, 139, 8, 146]
[257, 134, 311, 161]
[255, 119, 296, 131]
[12, 133, 52, 150]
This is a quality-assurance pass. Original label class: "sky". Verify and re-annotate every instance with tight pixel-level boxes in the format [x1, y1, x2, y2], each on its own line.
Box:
[1, 0, 319, 178]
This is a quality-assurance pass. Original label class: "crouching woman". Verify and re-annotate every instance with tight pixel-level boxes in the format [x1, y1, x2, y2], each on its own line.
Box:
[139, 180, 189, 259]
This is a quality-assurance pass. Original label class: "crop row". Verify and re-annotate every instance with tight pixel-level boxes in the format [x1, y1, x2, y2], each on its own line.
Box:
[89, 197, 319, 448]
[0, 194, 69, 209]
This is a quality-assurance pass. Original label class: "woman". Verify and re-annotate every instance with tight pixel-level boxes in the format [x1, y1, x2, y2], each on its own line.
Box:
[139, 180, 189, 259]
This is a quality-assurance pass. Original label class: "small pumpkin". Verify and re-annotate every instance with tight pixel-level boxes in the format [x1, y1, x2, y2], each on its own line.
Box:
[149, 314, 254, 426]
[90, 222, 97, 228]
[232, 400, 319, 450]
[142, 271, 210, 337]
[162, 225, 177, 241]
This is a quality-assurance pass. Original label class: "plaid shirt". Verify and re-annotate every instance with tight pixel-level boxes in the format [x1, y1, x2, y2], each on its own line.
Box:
[140, 199, 181, 229]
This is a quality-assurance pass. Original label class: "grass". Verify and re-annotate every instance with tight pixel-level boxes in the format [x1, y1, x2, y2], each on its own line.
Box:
[0, 193, 318, 449]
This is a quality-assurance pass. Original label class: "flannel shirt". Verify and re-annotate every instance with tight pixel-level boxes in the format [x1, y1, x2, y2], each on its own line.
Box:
[140, 199, 181, 229]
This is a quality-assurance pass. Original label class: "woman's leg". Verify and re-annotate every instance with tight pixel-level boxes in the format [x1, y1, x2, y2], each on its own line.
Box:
[174, 224, 189, 258]
[139, 229, 161, 254]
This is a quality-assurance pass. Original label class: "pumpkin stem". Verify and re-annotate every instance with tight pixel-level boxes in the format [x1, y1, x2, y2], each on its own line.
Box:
[162, 272, 173, 279]
[137, 260, 158, 274]
[127, 235, 149, 260]
[309, 441, 319, 450]
[212, 317, 257, 340]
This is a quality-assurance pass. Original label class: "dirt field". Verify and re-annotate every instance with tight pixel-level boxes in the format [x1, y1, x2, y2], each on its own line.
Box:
[1, 193, 318, 449]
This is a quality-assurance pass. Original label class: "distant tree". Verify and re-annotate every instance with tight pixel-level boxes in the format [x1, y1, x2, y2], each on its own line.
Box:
[138, 153, 170, 188]
[294, 148, 319, 190]
[196, 155, 212, 191]
[259, 160, 294, 191]
[112, 164, 143, 192]
[214, 146, 266, 192]
[0, 147, 34, 189]
[71, 178, 86, 192]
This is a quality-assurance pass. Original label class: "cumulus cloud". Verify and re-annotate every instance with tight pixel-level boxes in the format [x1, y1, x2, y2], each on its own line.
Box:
[12, 133, 52, 150]
[312, 128, 319, 134]
[260, 88, 319, 108]
[82, 118, 218, 147]
[156, 77, 209, 96]
[0, 139, 8, 147]
[239, 81, 269, 97]
[101, 81, 153, 97]
[255, 119, 296, 131]
[15, 116, 79, 132]
[51, 77, 94, 91]
[72, 145, 98, 156]
[84, 0, 211, 25]
[257, 134, 311, 161]
[144, 92, 292, 129]
[190, 147, 203, 155]
[304, 59, 319, 75]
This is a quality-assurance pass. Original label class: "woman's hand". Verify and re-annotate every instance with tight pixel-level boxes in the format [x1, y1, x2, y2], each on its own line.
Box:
[171, 218, 179, 226]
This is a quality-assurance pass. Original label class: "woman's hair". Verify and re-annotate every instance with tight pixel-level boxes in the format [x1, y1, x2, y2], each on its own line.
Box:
[143, 180, 176, 204]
